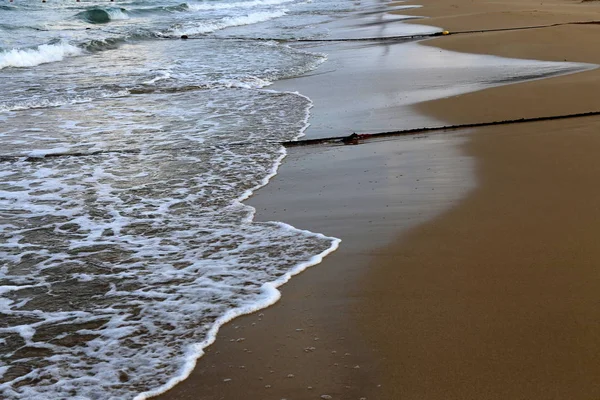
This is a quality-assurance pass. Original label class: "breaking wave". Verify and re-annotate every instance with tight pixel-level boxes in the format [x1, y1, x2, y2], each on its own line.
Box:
[76, 8, 130, 24]
[188, 0, 293, 11]
[169, 10, 287, 36]
[0, 42, 82, 70]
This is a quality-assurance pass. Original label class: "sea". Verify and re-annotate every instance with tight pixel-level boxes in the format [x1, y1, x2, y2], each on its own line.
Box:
[0, 0, 352, 398]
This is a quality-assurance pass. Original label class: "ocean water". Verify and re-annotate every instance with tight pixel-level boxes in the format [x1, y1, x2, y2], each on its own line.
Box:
[0, 0, 357, 398]
[1, 0, 595, 398]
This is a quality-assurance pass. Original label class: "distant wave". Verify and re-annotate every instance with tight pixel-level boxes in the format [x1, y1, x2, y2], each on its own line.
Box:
[129, 3, 191, 15]
[81, 28, 161, 53]
[76, 7, 129, 24]
[0, 42, 82, 70]
[170, 10, 287, 36]
[127, 1, 289, 14]
[188, 0, 293, 11]
[0, 89, 130, 112]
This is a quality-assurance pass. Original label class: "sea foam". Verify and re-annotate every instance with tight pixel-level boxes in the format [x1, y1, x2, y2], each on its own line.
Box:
[0, 0, 336, 398]
[76, 7, 130, 24]
[0, 42, 82, 70]
[188, 0, 293, 11]
[0, 88, 339, 400]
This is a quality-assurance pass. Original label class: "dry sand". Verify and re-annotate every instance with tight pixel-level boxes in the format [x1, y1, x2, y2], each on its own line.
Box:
[156, 0, 600, 399]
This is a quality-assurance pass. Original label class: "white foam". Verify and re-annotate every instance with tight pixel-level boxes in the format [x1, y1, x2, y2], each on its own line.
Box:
[0, 90, 130, 112]
[213, 75, 273, 89]
[0, 42, 82, 70]
[135, 234, 340, 400]
[142, 71, 172, 85]
[107, 8, 130, 20]
[0, 89, 341, 400]
[188, 0, 293, 11]
[25, 147, 71, 158]
[135, 90, 340, 400]
[0, 3, 335, 398]
[171, 10, 287, 36]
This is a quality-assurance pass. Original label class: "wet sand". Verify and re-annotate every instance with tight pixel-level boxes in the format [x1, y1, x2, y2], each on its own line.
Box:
[363, 116, 600, 400]
[265, 39, 591, 140]
[155, 133, 476, 400]
[156, 0, 600, 399]
[368, 0, 600, 398]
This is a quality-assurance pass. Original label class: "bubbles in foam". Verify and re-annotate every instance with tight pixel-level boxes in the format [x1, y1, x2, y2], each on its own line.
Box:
[0, 0, 347, 398]
[0, 89, 130, 113]
[0, 89, 339, 399]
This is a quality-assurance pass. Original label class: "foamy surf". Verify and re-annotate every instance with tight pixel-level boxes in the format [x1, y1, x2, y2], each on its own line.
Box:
[170, 10, 287, 36]
[0, 89, 130, 112]
[132, 90, 343, 400]
[0, 42, 82, 70]
[0, 0, 344, 398]
[135, 229, 341, 400]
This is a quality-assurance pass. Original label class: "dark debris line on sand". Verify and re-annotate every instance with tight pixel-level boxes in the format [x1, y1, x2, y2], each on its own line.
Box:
[5, 109, 600, 164]
[282, 109, 600, 147]
[174, 19, 600, 42]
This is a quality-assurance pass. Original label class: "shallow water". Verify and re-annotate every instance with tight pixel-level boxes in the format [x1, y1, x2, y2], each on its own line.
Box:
[0, 0, 595, 399]
[270, 41, 595, 138]
[0, 1, 346, 398]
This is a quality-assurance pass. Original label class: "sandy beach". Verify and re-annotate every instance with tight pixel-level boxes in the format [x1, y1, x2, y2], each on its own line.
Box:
[156, 0, 600, 399]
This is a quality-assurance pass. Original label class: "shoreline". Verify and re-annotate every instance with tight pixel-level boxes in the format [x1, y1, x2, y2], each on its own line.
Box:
[155, 0, 600, 399]
[156, 132, 476, 400]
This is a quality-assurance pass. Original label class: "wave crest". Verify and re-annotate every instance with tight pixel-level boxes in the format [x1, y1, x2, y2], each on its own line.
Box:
[0, 42, 82, 70]
[76, 8, 129, 24]
[188, 0, 292, 11]
[170, 10, 287, 36]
